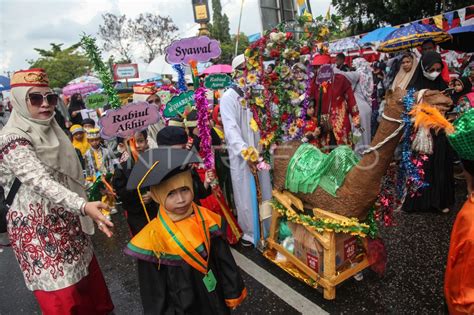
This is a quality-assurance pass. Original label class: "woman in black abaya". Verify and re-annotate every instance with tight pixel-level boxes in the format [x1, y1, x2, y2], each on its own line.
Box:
[403, 51, 455, 214]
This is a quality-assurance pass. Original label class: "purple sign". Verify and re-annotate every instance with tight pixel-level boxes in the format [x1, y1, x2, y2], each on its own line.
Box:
[316, 64, 334, 85]
[165, 36, 221, 65]
[99, 102, 160, 140]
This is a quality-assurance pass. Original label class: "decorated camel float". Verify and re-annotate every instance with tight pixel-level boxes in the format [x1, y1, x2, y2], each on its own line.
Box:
[240, 19, 454, 299]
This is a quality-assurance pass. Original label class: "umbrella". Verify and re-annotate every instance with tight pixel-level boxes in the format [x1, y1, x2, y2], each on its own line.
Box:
[147, 55, 175, 75]
[439, 25, 474, 53]
[68, 75, 102, 85]
[63, 82, 100, 96]
[0, 75, 10, 92]
[201, 64, 232, 75]
[378, 23, 451, 52]
[359, 26, 397, 46]
[329, 37, 361, 53]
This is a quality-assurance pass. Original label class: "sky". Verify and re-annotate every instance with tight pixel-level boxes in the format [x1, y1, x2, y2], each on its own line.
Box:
[0, 0, 331, 75]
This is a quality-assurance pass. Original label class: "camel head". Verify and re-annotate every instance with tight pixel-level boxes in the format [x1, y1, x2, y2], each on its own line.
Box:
[415, 89, 453, 114]
[383, 87, 407, 120]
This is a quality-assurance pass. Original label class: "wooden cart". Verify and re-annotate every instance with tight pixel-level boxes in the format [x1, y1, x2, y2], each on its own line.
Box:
[267, 190, 372, 300]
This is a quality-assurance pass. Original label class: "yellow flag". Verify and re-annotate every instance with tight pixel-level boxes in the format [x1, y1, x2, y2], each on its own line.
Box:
[433, 15, 443, 29]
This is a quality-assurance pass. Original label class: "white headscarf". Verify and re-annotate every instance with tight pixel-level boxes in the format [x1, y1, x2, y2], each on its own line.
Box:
[352, 58, 374, 102]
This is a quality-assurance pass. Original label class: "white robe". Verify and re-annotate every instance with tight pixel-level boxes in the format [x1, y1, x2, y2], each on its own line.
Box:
[220, 88, 272, 243]
[338, 71, 373, 155]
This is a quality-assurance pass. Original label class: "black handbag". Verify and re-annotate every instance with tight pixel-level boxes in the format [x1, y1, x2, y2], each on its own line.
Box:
[0, 178, 21, 233]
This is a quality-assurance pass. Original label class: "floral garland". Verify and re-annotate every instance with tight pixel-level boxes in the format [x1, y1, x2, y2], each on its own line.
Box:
[272, 199, 378, 239]
[235, 19, 330, 164]
[397, 89, 428, 199]
[375, 89, 428, 226]
[194, 87, 214, 170]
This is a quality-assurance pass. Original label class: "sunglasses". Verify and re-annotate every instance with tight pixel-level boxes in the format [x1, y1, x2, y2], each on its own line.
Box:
[148, 99, 161, 105]
[27, 93, 59, 107]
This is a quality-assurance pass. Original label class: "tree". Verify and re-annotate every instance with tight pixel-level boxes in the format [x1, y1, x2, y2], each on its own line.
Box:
[314, 14, 351, 41]
[210, 0, 231, 43]
[98, 13, 133, 63]
[28, 43, 92, 88]
[332, 0, 473, 35]
[220, 33, 249, 64]
[131, 13, 179, 63]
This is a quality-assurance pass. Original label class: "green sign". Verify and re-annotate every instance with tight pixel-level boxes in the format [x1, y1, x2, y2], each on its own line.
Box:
[204, 74, 232, 90]
[164, 91, 195, 118]
[157, 90, 172, 105]
[86, 93, 108, 109]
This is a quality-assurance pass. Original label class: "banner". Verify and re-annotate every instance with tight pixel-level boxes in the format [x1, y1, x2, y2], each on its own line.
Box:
[163, 91, 195, 118]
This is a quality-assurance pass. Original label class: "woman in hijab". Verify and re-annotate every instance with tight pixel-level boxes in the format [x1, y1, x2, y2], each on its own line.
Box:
[0, 69, 114, 314]
[391, 52, 419, 90]
[68, 92, 86, 125]
[402, 51, 455, 214]
[339, 57, 373, 154]
[450, 77, 474, 113]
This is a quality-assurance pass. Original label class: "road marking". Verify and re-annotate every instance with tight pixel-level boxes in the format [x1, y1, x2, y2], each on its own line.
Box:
[231, 249, 328, 315]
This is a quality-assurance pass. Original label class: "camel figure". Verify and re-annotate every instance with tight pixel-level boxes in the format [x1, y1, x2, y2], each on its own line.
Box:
[273, 88, 453, 220]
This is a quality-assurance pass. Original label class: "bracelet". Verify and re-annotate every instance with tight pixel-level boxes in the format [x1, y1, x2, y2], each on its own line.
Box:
[80, 202, 87, 216]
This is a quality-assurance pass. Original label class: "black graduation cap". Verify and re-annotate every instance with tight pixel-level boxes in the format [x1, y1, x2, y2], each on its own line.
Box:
[126, 148, 202, 190]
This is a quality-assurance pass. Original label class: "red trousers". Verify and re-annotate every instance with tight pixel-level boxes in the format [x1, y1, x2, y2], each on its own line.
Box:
[33, 255, 114, 315]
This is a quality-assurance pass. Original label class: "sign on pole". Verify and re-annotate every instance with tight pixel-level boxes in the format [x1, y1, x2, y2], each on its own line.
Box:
[163, 91, 195, 118]
[99, 102, 160, 139]
[165, 36, 221, 65]
[86, 93, 109, 109]
[204, 74, 232, 90]
[113, 64, 139, 80]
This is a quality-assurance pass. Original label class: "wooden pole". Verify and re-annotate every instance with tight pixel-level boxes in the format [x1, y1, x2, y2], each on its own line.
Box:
[234, 0, 245, 57]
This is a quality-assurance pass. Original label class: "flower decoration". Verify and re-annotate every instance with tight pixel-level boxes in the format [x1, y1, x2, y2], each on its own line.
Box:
[247, 72, 258, 85]
[241, 146, 259, 163]
[250, 118, 259, 132]
[255, 97, 264, 108]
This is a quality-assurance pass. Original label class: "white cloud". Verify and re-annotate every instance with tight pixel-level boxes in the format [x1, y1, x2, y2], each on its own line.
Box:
[0, 0, 331, 75]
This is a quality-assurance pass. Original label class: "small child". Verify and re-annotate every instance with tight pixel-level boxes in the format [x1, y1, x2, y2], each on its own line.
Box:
[84, 128, 116, 213]
[450, 77, 473, 114]
[70, 124, 90, 156]
[125, 148, 247, 314]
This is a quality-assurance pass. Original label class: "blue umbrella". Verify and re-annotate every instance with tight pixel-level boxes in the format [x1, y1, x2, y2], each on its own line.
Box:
[0, 75, 10, 92]
[359, 26, 397, 46]
[439, 25, 474, 52]
[378, 23, 451, 52]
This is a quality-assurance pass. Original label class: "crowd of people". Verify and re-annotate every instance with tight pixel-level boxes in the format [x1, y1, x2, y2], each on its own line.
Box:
[0, 37, 474, 314]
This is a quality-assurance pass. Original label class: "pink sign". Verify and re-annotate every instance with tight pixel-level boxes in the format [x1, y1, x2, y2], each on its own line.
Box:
[165, 36, 221, 65]
[99, 102, 160, 140]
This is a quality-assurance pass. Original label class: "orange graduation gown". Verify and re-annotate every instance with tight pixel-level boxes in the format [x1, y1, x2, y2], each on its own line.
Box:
[445, 193, 474, 315]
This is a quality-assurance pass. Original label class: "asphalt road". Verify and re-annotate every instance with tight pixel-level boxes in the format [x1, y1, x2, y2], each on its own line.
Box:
[0, 180, 466, 314]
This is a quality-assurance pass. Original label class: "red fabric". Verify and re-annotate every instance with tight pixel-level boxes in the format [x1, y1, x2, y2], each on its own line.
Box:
[212, 104, 221, 126]
[312, 54, 332, 66]
[310, 74, 360, 147]
[445, 195, 474, 315]
[196, 168, 242, 245]
[441, 60, 450, 84]
[34, 256, 114, 315]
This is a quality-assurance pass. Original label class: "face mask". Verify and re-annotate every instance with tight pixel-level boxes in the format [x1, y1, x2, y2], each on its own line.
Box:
[421, 60, 441, 81]
[422, 68, 440, 81]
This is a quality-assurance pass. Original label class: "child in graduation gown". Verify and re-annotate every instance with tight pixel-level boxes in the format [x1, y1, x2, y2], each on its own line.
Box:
[124, 148, 247, 314]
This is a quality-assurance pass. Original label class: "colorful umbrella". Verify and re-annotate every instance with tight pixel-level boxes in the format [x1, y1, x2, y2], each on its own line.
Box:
[378, 23, 451, 52]
[63, 82, 100, 96]
[439, 25, 474, 52]
[201, 64, 233, 75]
[68, 75, 102, 85]
[329, 37, 361, 53]
[0, 75, 10, 92]
[359, 26, 397, 46]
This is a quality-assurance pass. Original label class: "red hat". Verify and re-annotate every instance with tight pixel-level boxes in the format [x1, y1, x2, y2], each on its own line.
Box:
[11, 68, 49, 88]
[311, 54, 332, 66]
